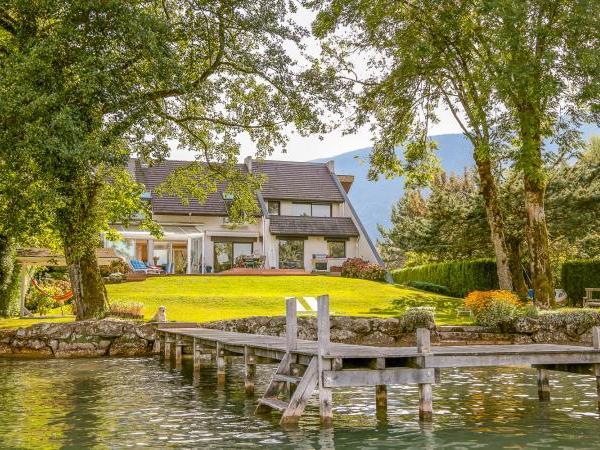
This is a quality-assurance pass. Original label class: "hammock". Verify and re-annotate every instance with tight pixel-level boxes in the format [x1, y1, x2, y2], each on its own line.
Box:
[31, 279, 74, 303]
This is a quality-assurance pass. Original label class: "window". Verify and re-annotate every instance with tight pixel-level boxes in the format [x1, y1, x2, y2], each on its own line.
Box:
[327, 240, 346, 258]
[268, 201, 280, 216]
[279, 239, 304, 269]
[312, 204, 331, 217]
[292, 203, 332, 217]
[292, 203, 311, 216]
[213, 241, 254, 272]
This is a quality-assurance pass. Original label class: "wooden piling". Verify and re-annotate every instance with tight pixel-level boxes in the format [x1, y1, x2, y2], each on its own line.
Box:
[317, 294, 333, 425]
[593, 326, 600, 410]
[216, 341, 226, 384]
[244, 346, 256, 396]
[163, 332, 172, 361]
[537, 368, 550, 401]
[153, 331, 161, 354]
[174, 335, 183, 368]
[375, 358, 387, 415]
[193, 337, 201, 373]
[416, 328, 433, 421]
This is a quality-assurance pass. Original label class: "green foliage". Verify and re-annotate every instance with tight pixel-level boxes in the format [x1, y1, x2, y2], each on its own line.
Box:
[393, 259, 498, 297]
[472, 298, 519, 328]
[397, 307, 436, 332]
[561, 260, 600, 306]
[534, 309, 600, 333]
[341, 258, 387, 281]
[405, 281, 451, 297]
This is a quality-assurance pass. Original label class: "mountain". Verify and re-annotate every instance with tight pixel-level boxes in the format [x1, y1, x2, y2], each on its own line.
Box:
[315, 128, 599, 241]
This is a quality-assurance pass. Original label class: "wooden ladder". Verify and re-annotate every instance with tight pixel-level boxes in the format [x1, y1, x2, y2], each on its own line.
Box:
[255, 354, 319, 425]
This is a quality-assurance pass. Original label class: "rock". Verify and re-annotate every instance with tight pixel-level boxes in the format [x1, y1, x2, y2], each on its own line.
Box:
[352, 318, 371, 334]
[0, 342, 13, 355]
[330, 329, 358, 342]
[11, 338, 53, 356]
[109, 334, 151, 356]
[379, 318, 401, 335]
[56, 341, 105, 357]
[360, 331, 395, 346]
[135, 323, 157, 341]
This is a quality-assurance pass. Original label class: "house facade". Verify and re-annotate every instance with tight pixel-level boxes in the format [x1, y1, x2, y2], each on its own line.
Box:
[104, 157, 382, 274]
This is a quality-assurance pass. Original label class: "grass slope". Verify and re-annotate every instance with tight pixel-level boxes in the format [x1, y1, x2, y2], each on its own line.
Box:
[0, 276, 465, 329]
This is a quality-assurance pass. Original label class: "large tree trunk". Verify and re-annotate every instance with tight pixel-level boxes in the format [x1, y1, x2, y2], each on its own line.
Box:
[66, 243, 108, 320]
[523, 177, 554, 306]
[518, 110, 554, 307]
[506, 236, 528, 299]
[0, 235, 19, 317]
[474, 153, 514, 292]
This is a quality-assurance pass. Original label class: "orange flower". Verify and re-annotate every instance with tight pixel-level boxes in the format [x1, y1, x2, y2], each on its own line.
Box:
[464, 290, 522, 314]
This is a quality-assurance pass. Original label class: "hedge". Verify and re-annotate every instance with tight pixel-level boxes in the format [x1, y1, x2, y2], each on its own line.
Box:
[561, 259, 600, 306]
[392, 259, 498, 297]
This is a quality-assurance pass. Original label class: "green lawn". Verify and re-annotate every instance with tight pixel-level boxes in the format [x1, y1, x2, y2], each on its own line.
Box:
[0, 276, 466, 329]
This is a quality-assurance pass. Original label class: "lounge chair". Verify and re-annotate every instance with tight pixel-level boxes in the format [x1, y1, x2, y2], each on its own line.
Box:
[130, 259, 162, 274]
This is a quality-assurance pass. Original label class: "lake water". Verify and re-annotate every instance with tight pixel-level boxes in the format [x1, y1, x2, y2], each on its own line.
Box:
[1, 357, 599, 449]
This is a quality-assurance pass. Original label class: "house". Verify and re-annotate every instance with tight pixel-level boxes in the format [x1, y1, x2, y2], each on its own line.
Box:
[103, 157, 382, 274]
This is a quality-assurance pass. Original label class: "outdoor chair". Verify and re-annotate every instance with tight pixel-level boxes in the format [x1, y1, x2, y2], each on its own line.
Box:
[130, 259, 162, 275]
[583, 288, 600, 308]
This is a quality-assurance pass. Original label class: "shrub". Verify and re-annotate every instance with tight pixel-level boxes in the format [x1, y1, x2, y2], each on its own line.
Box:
[100, 259, 131, 277]
[107, 301, 144, 319]
[561, 259, 600, 306]
[465, 290, 522, 328]
[341, 258, 386, 281]
[405, 280, 451, 296]
[398, 307, 436, 332]
[26, 278, 72, 315]
[392, 259, 498, 297]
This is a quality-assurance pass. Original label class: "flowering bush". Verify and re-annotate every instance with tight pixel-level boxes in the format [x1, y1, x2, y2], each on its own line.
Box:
[341, 258, 386, 281]
[100, 259, 131, 277]
[398, 307, 436, 332]
[465, 290, 522, 328]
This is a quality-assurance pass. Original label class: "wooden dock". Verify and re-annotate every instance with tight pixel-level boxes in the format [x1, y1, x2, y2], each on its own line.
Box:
[156, 296, 600, 426]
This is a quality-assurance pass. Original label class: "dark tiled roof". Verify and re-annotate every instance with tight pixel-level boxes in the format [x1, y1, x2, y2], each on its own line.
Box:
[253, 161, 345, 202]
[269, 216, 359, 237]
[128, 158, 347, 215]
[130, 159, 246, 216]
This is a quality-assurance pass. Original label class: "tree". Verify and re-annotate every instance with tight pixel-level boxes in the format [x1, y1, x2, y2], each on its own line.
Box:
[0, 1, 333, 318]
[310, 0, 524, 293]
[378, 170, 493, 267]
[474, 0, 600, 305]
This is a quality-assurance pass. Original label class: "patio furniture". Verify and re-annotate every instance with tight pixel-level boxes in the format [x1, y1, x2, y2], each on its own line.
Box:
[583, 288, 600, 308]
[456, 307, 472, 318]
[130, 259, 162, 274]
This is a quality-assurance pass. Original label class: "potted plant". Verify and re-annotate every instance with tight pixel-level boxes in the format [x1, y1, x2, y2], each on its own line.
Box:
[205, 265, 213, 273]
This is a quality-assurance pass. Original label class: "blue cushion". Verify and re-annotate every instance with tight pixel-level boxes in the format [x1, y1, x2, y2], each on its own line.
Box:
[130, 259, 146, 270]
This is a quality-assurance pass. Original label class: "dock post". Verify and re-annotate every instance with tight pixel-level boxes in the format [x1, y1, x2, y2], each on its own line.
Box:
[175, 335, 183, 368]
[153, 331, 161, 354]
[163, 332, 172, 361]
[285, 297, 298, 395]
[244, 346, 256, 396]
[416, 328, 433, 421]
[537, 368, 550, 401]
[317, 294, 333, 425]
[375, 358, 387, 417]
[193, 337, 201, 373]
[593, 326, 600, 410]
[216, 341, 226, 384]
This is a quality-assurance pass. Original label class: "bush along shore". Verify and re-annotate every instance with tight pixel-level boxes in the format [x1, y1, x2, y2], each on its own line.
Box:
[2, 308, 600, 358]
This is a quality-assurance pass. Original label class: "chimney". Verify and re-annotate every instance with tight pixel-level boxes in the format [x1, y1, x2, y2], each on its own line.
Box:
[244, 156, 253, 172]
[326, 160, 335, 173]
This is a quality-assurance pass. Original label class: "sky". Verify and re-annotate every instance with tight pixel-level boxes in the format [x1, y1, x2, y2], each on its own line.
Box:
[170, 7, 464, 163]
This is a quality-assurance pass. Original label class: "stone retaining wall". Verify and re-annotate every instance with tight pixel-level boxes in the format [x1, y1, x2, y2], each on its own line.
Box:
[0, 319, 156, 357]
[1, 313, 597, 358]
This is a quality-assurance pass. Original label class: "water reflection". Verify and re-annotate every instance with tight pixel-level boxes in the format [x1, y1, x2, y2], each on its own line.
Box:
[0, 357, 599, 449]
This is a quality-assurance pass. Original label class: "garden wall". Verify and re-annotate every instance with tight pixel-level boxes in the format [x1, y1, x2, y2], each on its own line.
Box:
[0, 319, 156, 357]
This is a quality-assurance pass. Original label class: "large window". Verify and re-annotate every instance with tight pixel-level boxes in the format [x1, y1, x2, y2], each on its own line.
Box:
[213, 241, 254, 272]
[279, 239, 304, 269]
[292, 203, 331, 217]
[327, 240, 346, 258]
[268, 201, 280, 216]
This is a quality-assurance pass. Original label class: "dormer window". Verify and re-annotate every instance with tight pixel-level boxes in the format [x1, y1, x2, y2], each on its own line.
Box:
[268, 201, 280, 216]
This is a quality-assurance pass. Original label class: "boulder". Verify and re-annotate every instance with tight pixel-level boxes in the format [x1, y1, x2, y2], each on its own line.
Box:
[109, 334, 151, 356]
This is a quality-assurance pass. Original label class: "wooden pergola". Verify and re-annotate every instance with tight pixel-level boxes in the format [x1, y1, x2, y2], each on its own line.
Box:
[16, 248, 120, 318]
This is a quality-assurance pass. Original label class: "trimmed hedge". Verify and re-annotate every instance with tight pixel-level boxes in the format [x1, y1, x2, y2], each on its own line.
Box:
[561, 259, 600, 306]
[392, 259, 498, 297]
[405, 280, 452, 296]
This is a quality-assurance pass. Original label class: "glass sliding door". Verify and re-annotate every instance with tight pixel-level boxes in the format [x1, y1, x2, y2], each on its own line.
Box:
[190, 238, 202, 274]
[213, 241, 254, 272]
[278, 239, 304, 269]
